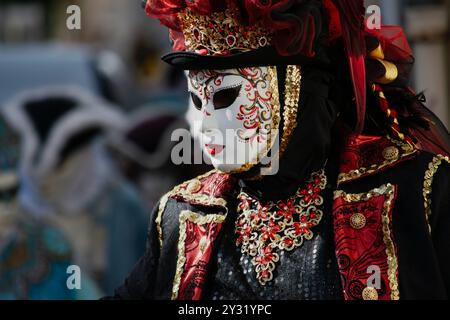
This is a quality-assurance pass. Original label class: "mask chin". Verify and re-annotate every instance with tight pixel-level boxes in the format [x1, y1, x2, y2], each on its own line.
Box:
[202, 129, 274, 174]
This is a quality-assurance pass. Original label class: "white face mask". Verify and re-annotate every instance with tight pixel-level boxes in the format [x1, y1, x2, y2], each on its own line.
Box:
[187, 66, 281, 173]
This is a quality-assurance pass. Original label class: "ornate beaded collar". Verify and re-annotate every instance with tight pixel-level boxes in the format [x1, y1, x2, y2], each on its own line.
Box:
[235, 169, 327, 285]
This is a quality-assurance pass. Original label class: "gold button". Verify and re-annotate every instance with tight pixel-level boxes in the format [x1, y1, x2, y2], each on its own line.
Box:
[186, 179, 201, 193]
[350, 213, 367, 230]
[382, 146, 400, 161]
[362, 287, 379, 300]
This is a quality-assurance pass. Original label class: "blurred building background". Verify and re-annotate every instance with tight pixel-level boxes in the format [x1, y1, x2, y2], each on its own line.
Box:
[0, 0, 186, 110]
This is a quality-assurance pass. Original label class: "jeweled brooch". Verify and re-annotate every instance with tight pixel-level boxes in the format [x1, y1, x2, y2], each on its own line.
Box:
[235, 170, 327, 285]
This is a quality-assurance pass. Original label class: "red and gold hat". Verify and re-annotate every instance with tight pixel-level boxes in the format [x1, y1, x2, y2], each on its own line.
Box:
[143, 0, 450, 155]
[144, 0, 329, 57]
[143, 0, 369, 127]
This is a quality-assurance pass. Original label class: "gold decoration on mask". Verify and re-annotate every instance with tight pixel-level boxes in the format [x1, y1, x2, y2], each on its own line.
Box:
[227, 66, 281, 175]
[230, 65, 301, 177]
[280, 65, 302, 157]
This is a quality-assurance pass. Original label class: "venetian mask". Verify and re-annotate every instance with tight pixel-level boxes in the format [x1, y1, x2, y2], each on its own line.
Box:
[187, 66, 281, 173]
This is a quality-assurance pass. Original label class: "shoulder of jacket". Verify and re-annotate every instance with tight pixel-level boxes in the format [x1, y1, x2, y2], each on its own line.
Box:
[338, 134, 418, 185]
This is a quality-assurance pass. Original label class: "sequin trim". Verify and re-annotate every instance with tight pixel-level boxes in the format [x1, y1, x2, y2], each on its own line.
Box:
[338, 137, 416, 185]
[423, 154, 450, 234]
[172, 211, 226, 300]
[155, 170, 229, 249]
[334, 184, 400, 300]
[279, 65, 302, 157]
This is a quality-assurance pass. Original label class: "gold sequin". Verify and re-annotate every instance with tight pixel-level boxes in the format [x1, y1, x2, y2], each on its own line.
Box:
[382, 146, 400, 161]
[423, 155, 450, 234]
[279, 65, 302, 157]
[186, 179, 201, 193]
[362, 287, 379, 300]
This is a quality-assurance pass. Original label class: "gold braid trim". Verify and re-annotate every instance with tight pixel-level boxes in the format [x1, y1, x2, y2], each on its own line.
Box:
[338, 137, 417, 185]
[155, 193, 170, 250]
[423, 155, 450, 234]
[279, 65, 302, 157]
[172, 211, 226, 300]
[381, 184, 400, 300]
[334, 184, 400, 300]
[155, 170, 228, 249]
[267, 66, 282, 162]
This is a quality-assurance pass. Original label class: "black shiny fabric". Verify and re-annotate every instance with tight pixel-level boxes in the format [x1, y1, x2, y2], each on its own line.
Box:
[204, 182, 343, 300]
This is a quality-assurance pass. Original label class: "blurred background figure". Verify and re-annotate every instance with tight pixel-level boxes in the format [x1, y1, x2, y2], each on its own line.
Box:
[1, 87, 129, 296]
[0, 101, 101, 299]
[107, 107, 210, 215]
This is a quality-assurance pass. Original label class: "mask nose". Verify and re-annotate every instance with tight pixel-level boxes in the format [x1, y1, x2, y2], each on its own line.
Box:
[200, 102, 216, 133]
[200, 105, 224, 146]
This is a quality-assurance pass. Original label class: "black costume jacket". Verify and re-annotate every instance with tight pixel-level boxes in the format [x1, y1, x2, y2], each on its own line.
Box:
[112, 134, 450, 300]
[111, 0, 450, 301]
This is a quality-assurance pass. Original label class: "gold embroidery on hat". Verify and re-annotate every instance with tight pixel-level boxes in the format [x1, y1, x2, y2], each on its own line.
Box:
[178, 7, 273, 56]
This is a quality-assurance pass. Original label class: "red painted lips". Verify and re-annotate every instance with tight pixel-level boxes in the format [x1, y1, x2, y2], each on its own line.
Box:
[205, 144, 225, 156]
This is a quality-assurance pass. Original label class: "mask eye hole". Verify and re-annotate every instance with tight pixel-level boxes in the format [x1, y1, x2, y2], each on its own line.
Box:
[190, 92, 203, 111]
[213, 85, 242, 110]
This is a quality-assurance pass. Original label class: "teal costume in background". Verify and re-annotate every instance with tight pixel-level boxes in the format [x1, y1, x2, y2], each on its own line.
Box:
[0, 218, 74, 300]
[0, 114, 101, 300]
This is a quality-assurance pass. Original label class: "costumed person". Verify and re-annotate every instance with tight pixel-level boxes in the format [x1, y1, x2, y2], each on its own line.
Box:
[111, 0, 450, 300]
[0, 106, 92, 300]
[1, 86, 146, 296]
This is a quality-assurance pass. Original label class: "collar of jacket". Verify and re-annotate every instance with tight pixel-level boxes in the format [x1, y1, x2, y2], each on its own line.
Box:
[164, 134, 419, 210]
[337, 134, 418, 186]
